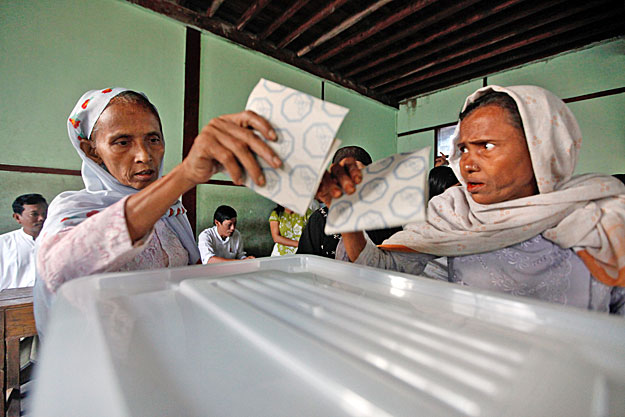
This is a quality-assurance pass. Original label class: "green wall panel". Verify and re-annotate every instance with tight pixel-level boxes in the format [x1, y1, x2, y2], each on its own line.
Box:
[324, 83, 397, 162]
[397, 132, 436, 167]
[397, 80, 482, 133]
[196, 184, 276, 257]
[569, 94, 625, 175]
[0, 172, 85, 234]
[489, 38, 625, 99]
[0, 0, 186, 173]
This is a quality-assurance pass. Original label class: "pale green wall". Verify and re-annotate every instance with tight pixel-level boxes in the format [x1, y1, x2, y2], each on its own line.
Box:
[0, 0, 186, 234]
[196, 33, 397, 256]
[397, 38, 625, 175]
[0, 0, 397, 243]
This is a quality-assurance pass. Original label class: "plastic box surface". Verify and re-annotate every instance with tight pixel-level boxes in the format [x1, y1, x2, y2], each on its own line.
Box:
[32, 255, 625, 416]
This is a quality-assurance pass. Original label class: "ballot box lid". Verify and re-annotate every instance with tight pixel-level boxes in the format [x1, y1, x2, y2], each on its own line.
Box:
[32, 255, 625, 417]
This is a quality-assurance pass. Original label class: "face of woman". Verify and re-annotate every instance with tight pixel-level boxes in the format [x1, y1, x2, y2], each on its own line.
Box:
[457, 104, 537, 204]
[86, 102, 164, 190]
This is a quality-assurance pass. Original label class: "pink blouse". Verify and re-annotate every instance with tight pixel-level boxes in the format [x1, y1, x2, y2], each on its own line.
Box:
[37, 196, 189, 293]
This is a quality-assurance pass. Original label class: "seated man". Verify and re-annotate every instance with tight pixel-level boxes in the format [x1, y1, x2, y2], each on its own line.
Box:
[0, 194, 48, 289]
[198, 205, 254, 264]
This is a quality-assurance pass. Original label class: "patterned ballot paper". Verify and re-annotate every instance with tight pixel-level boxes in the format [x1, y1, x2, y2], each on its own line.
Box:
[325, 147, 430, 234]
[244, 79, 348, 215]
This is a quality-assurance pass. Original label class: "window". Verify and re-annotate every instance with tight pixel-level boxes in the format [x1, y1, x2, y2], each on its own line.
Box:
[435, 124, 456, 157]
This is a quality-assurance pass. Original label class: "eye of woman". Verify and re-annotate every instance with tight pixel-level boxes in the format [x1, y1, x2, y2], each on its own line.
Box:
[484, 142, 495, 150]
[457, 144, 468, 153]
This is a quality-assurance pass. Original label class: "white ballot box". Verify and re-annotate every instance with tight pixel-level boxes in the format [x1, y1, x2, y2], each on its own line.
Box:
[32, 255, 625, 417]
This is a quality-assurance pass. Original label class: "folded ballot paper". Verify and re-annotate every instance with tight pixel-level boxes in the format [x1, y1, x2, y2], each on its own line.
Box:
[325, 147, 430, 234]
[243, 79, 347, 215]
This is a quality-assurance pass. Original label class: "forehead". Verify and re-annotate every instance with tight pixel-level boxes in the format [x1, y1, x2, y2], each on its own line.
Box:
[95, 102, 162, 135]
[458, 105, 523, 140]
[22, 203, 47, 212]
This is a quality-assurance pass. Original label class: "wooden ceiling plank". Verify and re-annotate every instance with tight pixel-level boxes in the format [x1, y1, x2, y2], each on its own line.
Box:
[125, 0, 397, 107]
[395, 25, 622, 100]
[329, 0, 480, 68]
[259, 0, 311, 40]
[313, 0, 438, 65]
[297, 0, 394, 57]
[380, 9, 614, 95]
[237, 0, 272, 31]
[350, 0, 553, 80]
[207, 0, 225, 17]
[276, 0, 350, 49]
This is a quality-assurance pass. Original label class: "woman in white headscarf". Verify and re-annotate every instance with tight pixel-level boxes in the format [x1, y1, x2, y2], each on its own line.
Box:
[34, 88, 281, 336]
[320, 85, 625, 313]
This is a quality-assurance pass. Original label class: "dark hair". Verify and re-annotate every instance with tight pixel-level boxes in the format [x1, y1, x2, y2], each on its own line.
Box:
[91, 91, 163, 141]
[613, 174, 625, 185]
[214, 205, 237, 223]
[459, 91, 524, 133]
[12, 194, 47, 215]
[272, 204, 285, 216]
[332, 146, 373, 166]
[428, 166, 458, 201]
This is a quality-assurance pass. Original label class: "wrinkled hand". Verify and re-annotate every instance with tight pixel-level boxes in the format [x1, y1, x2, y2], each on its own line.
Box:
[181, 110, 282, 186]
[434, 152, 449, 167]
[315, 157, 363, 207]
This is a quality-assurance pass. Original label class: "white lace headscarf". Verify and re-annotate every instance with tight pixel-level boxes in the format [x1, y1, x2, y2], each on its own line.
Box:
[383, 85, 625, 286]
[39, 87, 200, 264]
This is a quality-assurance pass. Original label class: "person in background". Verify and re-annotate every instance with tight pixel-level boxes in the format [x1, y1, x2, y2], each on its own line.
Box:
[0, 194, 48, 290]
[297, 146, 400, 259]
[427, 166, 460, 200]
[198, 205, 254, 263]
[269, 205, 312, 256]
[34, 88, 281, 338]
[318, 85, 625, 314]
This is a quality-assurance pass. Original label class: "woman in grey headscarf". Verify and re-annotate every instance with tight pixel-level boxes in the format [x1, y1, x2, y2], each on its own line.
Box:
[319, 85, 625, 313]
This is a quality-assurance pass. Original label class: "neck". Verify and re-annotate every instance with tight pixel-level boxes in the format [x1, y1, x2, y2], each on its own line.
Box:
[23, 229, 38, 239]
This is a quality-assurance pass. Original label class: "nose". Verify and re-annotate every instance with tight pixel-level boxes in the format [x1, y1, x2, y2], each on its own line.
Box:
[461, 151, 479, 173]
[134, 141, 153, 164]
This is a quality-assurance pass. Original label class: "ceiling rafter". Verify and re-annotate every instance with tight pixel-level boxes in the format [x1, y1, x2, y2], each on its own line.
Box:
[236, 0, 272, 30]
[327, 0, 481, 69]
[276, 0, 350, 49]
[347, 0, 529, 79]
[297, 0, 394, 57]
[396, 24, 622, 100]
[259, 0, 311, 40]
[207, 0, 225, 17]
[359, 0, 574, 84]
[380, 9, 614, 95]
[124, 0, 624, 105]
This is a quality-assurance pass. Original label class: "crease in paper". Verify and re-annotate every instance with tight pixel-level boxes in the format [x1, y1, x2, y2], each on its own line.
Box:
[242, 79, 348, 215]
[325, 147, 430, 234]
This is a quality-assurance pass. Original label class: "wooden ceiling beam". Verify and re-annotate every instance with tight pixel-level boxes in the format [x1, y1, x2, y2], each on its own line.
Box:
[259, 0, 310, 40]
[394, 25, 623, 101]
[380, 10, 615, 95]
[207, 0, 225, 17]
[237, 0, 272, 31]
[313, 0, 438, 65]
[363, 0, 582, 85]
[125, 0, 397, 107]
[276, 0, 350, 49]
[328, 0, 483, 69]
[297, 0, 394, 57]
[348, 0, 542, 79]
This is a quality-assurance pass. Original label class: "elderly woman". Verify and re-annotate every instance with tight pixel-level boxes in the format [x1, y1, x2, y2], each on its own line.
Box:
[320, 85, 625, 313]
[34, 88, 281, 336]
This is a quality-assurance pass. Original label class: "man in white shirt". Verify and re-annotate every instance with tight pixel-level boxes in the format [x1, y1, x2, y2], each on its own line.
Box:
[0, 194, 48, 289]
[198, 205, 255, 264]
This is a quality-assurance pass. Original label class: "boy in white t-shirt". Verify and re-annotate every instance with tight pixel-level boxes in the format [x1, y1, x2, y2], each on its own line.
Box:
[197, 205, 255, 264]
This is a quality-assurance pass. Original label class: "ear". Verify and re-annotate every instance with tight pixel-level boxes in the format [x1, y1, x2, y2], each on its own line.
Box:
[12, 213, 22, 225]
[79, 139, 103, 165]
[214, 219, 220, 227]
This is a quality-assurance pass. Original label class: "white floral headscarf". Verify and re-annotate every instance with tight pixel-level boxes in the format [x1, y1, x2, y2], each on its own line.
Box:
[383, 85, 625, 286]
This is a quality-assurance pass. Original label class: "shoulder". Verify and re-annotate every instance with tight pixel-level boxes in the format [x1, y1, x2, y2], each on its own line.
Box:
[0, 229, 19, 244]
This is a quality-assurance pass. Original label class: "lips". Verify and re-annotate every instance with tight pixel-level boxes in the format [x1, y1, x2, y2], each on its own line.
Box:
[466, 182, 485, 192]
[134, 169, 156, 180]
